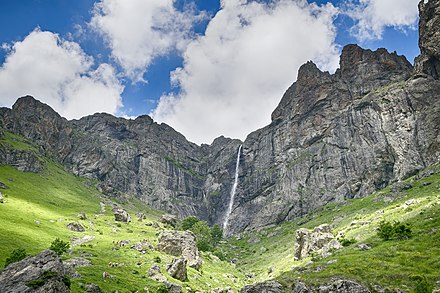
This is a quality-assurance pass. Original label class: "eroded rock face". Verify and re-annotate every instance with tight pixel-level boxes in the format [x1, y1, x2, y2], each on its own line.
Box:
[0, 250, 70, 293]
[157, 230, 202, 270]
[294, 224, 342, 260]
[0, 147, 44, 173]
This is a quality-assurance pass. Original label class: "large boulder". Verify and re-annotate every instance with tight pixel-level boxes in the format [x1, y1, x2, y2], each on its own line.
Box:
[147, 264, 167, 283]
[112, 207, 130, 223]
[0, 250, 70, 293]
[84, 283, 101, 293]
[157, 230, 202, 269]
[240, 281, 283, 293]
[291, 281, 310, 293]
[166, 258, 187, 281]
[160, 214, 178, 227]
[147, 264, 182, 293]
[294, 224, 342, 260]
[66, 222, 85, 232]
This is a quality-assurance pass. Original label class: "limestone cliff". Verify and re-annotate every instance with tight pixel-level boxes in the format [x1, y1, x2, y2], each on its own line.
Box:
[0, 0, 439, 234]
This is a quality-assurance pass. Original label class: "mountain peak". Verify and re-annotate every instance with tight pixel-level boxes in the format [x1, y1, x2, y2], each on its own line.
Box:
[415, 0, 440, 78]
[337, 44, 412, 81]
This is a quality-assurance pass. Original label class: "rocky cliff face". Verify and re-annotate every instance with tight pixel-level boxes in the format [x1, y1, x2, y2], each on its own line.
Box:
[415, 0, 440, 78]
[0, 1, 439, 235]
[229, 45, 440, 233]
[0, 96, 242, 225]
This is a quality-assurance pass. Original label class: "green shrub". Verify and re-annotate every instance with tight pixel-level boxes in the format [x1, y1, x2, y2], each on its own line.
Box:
[179, 216, 223, 251]
[213, 249, 225, 261]
[154, 256, 161, 263]
[197, 239, 213, 252]
[4, 248, 27, 268]
[339, 237, 357, 247]
[211, 224, 223, 246]
[49, 238, 70, 256]
[179, 216, 200, 230]
[377, 221, 394, 240]
[377, 221, 412, 241]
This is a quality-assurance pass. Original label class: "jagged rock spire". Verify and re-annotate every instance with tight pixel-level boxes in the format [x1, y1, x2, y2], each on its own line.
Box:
[415, 0, 440, 79]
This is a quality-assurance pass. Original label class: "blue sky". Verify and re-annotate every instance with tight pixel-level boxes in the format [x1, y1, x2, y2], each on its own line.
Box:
[0, 0, 420, 144]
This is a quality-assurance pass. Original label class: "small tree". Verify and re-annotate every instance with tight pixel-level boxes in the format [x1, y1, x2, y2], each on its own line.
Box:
[50, 238, 70, 256]
[191, 221, 213, 244]
[377, 221, 394, 240]
[196, 239, 214, 252]
[377, 221, 412, 241]
[5, 248, 27, 268]
[211, 224, 223, 246]
[392, 221, 412, 240]
[179, 216, 201, 230]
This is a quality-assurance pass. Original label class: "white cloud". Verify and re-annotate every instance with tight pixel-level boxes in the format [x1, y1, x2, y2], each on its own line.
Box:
[152, 0, 340, 144]
[0, 29, 123, 119]
[345, 0, 419, 41]
[90, 0, 205, 82]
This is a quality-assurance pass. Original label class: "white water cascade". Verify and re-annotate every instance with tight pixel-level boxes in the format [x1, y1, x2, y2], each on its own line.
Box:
[223, 145, 242, 235]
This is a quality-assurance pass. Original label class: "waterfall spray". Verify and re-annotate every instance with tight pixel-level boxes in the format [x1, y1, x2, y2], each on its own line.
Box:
[223, 145, 242, 235]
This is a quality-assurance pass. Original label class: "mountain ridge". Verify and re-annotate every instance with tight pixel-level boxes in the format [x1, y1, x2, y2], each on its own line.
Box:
[1, 0, 439, 235]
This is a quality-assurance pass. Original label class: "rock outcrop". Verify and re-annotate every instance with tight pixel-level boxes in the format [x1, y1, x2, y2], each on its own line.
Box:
[147, 264, 182, 293]
[0, 250, 70, 293]
[166, 258, 187, 281]
[294, 224, 342, 260]
[240, 281, 283, 293]
[157, 230, 202, 269]
[290, 280, 371, 293]
[240, 279, 371, 293]
[160, 214, 178, 227]
[112, 207, 130, 223]
[66, 222, 85, 232]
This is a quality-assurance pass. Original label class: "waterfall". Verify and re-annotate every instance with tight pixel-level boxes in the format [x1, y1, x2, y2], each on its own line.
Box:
[223, 145, 242, 235]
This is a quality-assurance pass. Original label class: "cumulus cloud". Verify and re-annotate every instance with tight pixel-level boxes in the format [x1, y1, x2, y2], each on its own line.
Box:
[90, 0, 205, 82]
[0, 29, 123, 119]
[152, 0, 340, 144]
[345, 0, 419, 41]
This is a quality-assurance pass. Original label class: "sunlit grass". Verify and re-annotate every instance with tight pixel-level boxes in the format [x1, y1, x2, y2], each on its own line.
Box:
[220, 172, 440, 291]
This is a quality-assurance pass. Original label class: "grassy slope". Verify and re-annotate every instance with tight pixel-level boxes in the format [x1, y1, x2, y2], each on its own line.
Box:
[220, 170, 440, 292]
[0, 132, 245, 292]
[1, 130, 439, 292]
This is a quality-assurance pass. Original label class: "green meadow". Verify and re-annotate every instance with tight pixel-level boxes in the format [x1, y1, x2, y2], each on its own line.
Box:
[1, 131, 439, 292]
